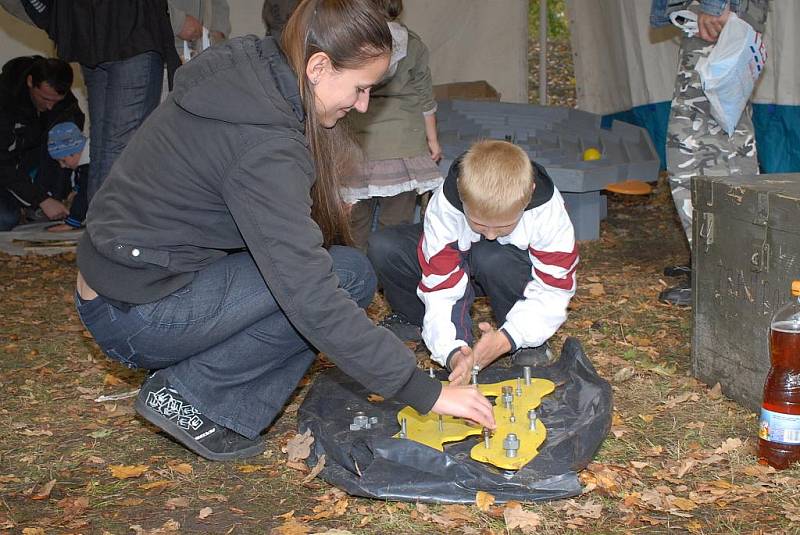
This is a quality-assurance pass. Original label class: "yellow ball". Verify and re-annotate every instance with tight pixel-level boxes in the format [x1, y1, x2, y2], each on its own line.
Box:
[583, 148, 602, 161]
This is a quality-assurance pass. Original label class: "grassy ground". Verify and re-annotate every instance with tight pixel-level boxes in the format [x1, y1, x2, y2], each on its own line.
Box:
[3, 179, 799, 535]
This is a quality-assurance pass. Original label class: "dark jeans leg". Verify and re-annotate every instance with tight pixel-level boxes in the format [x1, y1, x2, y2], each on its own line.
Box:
[367, 223, 425, 325]
[83, 51, 164, 201]
[0, 190, 21, 231]
[470, 239, 532, 324]
[76, 246, 376, 438]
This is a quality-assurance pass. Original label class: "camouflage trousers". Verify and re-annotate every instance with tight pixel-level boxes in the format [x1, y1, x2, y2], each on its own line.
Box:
[666, 36, 759, 245]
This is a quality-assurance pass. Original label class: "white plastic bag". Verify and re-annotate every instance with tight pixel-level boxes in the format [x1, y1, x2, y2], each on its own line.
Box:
[695, 13, 766, 136]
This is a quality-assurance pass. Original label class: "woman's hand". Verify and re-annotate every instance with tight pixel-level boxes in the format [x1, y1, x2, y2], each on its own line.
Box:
[431, 383, 496, 429]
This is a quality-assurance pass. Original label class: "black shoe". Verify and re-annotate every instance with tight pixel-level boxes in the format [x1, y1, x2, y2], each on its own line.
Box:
[663, 264, 691, 278]
[658, 280, 691, 306]
[134, 372, 265, 461]
[378, 313, 422, 343]
[510, 342, 557, 367]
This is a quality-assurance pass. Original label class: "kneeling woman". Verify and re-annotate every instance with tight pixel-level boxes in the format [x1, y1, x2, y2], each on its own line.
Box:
[74, 0, 494, 461]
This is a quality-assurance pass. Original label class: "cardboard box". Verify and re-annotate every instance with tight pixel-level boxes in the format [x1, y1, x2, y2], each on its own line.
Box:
[433, 80, 500, 102]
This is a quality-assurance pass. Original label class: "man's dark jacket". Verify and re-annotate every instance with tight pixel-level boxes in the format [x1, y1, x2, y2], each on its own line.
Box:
[77, 36, 442, 415]
[0, 56, 84, 208]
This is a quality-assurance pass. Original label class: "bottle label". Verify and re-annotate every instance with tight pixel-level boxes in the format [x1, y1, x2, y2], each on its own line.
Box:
[759, 408, 800, 444]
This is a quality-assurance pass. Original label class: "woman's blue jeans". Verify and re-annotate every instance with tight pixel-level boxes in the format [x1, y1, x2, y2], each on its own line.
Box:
[76, 247, 377, 438]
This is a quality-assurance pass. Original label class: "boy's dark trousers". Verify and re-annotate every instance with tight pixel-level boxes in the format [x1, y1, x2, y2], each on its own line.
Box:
[66, 163, 89, 227]
[367, 223, 534, 332]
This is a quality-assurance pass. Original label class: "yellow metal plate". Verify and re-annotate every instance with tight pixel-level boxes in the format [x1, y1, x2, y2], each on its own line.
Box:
[395, 377, 554, 470]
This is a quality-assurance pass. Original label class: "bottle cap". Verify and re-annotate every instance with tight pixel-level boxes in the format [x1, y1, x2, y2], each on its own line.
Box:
[792, 280, 800, 296]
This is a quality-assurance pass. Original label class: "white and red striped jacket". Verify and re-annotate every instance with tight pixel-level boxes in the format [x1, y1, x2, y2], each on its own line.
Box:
[417, 159, 578, 366]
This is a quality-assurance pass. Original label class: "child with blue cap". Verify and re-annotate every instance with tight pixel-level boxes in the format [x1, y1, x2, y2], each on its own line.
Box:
[47, 121, 89, 231]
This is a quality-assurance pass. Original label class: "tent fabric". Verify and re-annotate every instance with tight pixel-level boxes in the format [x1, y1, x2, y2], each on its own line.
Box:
[569, 0, 800, 173]
[297, 337, 612, 504]
[403, 0, 529, 103]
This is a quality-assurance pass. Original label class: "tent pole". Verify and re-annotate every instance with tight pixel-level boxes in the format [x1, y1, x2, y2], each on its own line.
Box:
[538, 0, 547, 105]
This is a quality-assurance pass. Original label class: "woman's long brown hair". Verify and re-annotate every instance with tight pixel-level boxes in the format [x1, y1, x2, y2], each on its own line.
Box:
[280, 0, 392, 247]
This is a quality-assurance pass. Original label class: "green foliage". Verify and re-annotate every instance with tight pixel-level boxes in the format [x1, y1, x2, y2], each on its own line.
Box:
[529, 0, 570, 40]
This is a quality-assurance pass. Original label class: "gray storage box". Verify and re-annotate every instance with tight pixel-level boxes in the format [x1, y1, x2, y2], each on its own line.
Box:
[436, 100, 660, 241]
[692, 174, 800, 411]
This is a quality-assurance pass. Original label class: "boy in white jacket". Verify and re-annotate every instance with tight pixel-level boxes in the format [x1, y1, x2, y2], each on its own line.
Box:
[368, 140, 578, 384]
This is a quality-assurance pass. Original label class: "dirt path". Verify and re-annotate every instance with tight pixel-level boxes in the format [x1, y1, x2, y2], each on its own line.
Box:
[3, 179, 798, 534]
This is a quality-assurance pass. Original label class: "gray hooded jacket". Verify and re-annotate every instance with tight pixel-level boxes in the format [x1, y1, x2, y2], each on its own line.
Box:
[77, 36, 441, 414]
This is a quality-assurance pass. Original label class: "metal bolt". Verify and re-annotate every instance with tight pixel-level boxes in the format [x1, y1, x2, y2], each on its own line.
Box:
[483, 427, 491, 449]
[523, 366, 532, 385]
[429, 366, 435, 378]
[399, 417, 407, 439]
[516, 377, 523, 396]
[528, 409, 537, 431]
[472, 365, 480, 385]
[502, 386, 514, 409]
[350, 412, 370, 431]
[503, 433, 520, 458]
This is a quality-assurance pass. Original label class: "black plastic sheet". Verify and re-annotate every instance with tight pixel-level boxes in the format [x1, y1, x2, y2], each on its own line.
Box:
[298, 337, 612, 503]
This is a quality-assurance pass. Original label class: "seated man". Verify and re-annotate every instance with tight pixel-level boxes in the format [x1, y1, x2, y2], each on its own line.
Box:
[0, 56, 84, 231]
[368, 140, 578, 384]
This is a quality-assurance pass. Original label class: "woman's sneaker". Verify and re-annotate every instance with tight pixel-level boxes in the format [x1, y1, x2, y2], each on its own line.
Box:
[134, 372, 265, 461]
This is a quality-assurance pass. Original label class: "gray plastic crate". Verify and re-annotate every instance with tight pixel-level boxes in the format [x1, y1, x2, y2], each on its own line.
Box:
[436, 100, 660, 240]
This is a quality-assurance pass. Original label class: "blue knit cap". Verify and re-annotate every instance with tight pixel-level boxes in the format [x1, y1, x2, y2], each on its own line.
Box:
[48, 122, 86, 159]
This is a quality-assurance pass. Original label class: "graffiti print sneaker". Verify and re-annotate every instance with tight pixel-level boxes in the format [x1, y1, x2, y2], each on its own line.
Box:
[134, 372, 265, 461]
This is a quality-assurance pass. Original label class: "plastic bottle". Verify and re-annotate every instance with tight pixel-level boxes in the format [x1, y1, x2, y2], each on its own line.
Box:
[758, 280, 800, 469]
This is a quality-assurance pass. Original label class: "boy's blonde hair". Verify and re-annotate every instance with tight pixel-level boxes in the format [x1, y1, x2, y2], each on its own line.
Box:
[458, 140, 534, 219]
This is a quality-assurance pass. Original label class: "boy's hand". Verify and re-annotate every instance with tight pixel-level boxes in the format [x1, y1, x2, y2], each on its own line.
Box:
[472, 322, 512, 368]
[432, 384, 496, 429]
[448, 346, 474, 385]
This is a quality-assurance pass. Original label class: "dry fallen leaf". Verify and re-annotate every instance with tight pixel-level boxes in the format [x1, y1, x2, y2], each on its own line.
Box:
[238, 464, 268, 474]
[22, 528, 46, 535]
[130, 519, 181, 534]
[197, 507, 213, 519]
[613, 367, 635, 383]
[715, 438, 743, 455]
[285, 429, 314, 463]
[503, 502, 541, 533]
[586, 283, 606, 297]
[104, 373, 126, 386]
[708, 382, 723, 399]
[165, 497, 190, 510]
[639, 414, 654, 423]
[669, 496, 698, 511]
[475, 490, 496, 512]
[270, 520, 312, 535]
[110, 465, 149, 479]
[170, 463, 193, 475]
[31, 479, 56, 500]
[139, 480, 173, 491]
[302, 454, 326, 484]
